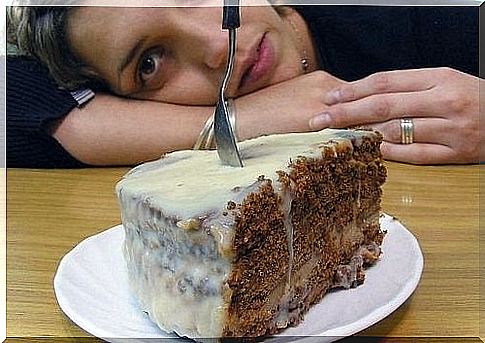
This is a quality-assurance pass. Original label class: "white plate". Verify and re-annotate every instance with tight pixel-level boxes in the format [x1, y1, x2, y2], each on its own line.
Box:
[54, 214, 423, 343]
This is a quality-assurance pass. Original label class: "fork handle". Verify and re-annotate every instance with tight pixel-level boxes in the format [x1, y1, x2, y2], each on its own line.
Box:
[223, 0, 240, 30]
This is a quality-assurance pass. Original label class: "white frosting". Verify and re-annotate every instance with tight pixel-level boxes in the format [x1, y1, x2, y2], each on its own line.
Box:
[120, 200, 231, 338]
[116, 129, 376, 339]
[116, 129, 370, 219]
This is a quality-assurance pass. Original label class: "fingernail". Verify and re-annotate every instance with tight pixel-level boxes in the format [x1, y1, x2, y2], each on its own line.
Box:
[324, 90, 340, 105]
[310, 112, 331, 130]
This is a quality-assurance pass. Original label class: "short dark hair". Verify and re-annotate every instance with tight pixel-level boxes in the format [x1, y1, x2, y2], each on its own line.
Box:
[7, 5, 105, 90]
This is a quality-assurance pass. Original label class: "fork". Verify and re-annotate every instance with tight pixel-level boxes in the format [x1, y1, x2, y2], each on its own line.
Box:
[213, 0, 244, 167]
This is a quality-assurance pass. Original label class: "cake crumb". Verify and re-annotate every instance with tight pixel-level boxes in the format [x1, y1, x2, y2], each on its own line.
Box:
[227, 201, 236, 210]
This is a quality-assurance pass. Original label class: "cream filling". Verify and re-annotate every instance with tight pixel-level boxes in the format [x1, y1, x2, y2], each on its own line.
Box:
[117, 129, 376, 338]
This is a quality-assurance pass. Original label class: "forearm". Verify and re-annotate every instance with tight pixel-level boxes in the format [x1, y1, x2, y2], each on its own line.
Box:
[52, 71, 342, 166]
[52, 94, 213, 166]
[52, 93, 283, 166]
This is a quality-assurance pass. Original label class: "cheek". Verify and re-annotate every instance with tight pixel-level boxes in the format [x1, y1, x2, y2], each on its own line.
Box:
[132, 71, 220, 106]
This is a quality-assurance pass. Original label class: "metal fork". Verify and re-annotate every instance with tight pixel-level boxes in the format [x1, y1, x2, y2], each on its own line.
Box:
[213, 0, 244, 167]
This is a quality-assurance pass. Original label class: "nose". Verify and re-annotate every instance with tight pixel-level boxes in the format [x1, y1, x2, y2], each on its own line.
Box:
[198, 24, 228, 70]
[180, 8, 228, 70]
[203, 31, 228, 70]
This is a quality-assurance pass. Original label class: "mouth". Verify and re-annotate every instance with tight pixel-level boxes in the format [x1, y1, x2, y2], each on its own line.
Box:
[237, 32, 274, 93]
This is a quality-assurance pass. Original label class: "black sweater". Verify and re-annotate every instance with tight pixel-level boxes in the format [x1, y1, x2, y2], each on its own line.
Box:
[7, 57, 89, 168]
[295, 6, 478, 80]
[6, 6, 479, 168]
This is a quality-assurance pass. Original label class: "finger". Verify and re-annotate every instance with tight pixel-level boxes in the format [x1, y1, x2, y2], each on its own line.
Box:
[380, 141, 458, 165]
[363, 118, 451, 145]
[324, 69, 437, 105]
[311, 90, 448, 130]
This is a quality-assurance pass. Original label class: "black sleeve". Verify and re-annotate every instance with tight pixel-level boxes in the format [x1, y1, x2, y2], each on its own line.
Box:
[297, 6, 479, 81]
[411, 6, 478, 77]
[6, 56, 91, 168]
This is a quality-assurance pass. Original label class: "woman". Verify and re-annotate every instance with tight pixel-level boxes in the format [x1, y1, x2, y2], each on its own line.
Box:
[7, 4, 480, 167]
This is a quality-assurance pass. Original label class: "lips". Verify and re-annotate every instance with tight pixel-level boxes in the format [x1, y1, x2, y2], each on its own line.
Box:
[237, 32, 274, 93]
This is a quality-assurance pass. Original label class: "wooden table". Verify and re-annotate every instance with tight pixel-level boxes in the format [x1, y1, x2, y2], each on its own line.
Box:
[6, 162, 482, 342]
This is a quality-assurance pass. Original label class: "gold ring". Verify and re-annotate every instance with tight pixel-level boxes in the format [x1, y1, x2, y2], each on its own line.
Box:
[400, 118, 414, 144]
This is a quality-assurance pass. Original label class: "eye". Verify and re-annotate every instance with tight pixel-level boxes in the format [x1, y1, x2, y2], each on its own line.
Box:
[137, 48, 164, 84]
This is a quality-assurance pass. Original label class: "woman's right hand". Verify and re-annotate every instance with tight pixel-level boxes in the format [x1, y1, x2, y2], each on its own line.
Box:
[235, 70, 345, 140]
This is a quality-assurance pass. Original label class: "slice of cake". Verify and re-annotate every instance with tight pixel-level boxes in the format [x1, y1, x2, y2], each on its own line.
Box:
[115, 129, 387, 340]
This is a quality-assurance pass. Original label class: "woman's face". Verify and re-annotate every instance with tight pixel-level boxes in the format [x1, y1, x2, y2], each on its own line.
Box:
[67, 5, 304, 105]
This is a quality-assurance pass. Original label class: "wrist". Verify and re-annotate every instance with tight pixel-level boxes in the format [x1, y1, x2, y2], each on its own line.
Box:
[193, 98, 238, 150]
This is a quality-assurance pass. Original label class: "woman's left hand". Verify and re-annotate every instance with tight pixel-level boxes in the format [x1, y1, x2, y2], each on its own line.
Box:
[309, 67, 481, 164]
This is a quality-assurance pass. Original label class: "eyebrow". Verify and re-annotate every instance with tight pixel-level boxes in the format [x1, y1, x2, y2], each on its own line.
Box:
[117, 36, 149, 77]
